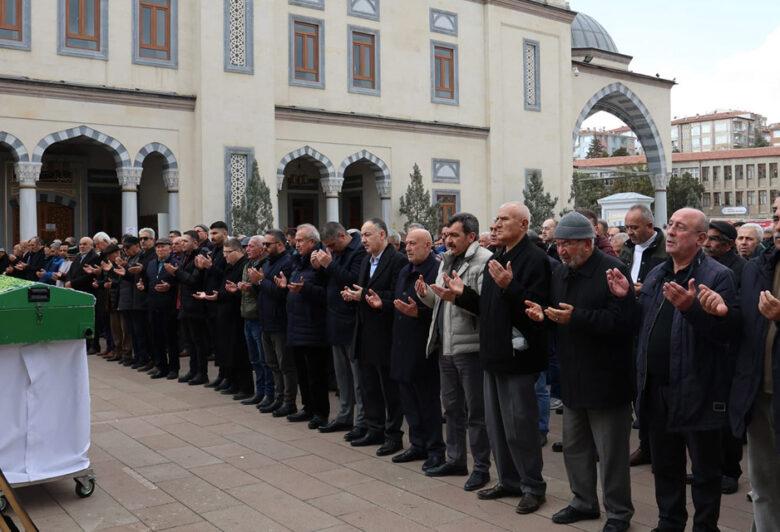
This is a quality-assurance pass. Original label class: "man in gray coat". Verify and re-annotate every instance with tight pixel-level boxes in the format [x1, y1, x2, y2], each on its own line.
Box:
[417, 212, 493, 491]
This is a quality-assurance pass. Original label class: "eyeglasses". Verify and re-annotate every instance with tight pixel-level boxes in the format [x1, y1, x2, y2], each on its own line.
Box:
[140, 237, 152, 241]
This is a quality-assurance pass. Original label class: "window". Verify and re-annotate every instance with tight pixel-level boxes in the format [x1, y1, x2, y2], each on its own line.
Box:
[348, 0, 379, 21]
[434, 191, 460, 229]
[747, 191, 755, 205]
[702, 193, 711, 208]
[770, 163, 778, 179]
[735, 165, 743, 180]
[224, 0, 254, 74]
[431, 41, 458, 104]
[702, 136, 711, 147]
[760, 190, 768, 206]
[715, 120, 729, 132]
[58, 0, 107, 59]
[523, 39, 541, 111]
[224, 147, 254, 230]
[432, 159, 460, 183]
[430, 8, 457, 36]
[0, 0, 29, 49]
[747, 164, 754, 180]
[289, 0, 324, 9]
[289, 15, 324, 88]
[736, 191, 743, 205]
[349, 26, 379, 95]
[701, 167, 709, 181]
[724, 166, 732, 180]
[758, 163, 767, 180]
[716, 133, 729, 144]
[724, 192, 732, 206]
[713, 192, 721, 206]
[133, 0, 177, 68]
[713, 166, 720, 182]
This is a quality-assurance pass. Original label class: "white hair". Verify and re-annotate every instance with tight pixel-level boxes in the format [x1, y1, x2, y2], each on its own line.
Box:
[296, 223, 320, 242]
[93, 231, 111, 244]
[741, 223, 763, 241]
[138, 227, 156, 240]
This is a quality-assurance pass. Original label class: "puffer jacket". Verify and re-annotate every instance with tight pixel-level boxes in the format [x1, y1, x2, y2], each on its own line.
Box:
[422, 241, 491, 356]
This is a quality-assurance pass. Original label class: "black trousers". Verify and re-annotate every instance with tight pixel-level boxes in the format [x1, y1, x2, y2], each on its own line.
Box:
[182, 316, 209, 377]
[644, 379, 722, 532]
[359, 361, 403, 442]
[291, 345, 331, 418]
[204, 305, 219, 365]
[149, 308, 180, 374]
[129, 310, 152, 364]
[398, 376, 445, 456]
[721, 427, 743, 480]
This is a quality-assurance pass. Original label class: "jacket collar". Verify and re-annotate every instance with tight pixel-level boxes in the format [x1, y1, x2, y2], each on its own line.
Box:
[624, 227, 664, 251]
[497, 233, 530, 263]
[367, 244, 394, 286]
[410, 252, 437, 275]
[563, 248, 602, 279]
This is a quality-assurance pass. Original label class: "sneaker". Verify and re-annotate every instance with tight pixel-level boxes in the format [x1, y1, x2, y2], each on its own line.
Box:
[549, 397, 563, 410]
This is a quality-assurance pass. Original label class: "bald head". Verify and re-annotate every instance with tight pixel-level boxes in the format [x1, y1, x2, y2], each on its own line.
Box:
[405, 228, 433, 265]
[495, 202, 530, 249]
[666, 208, 708, 266]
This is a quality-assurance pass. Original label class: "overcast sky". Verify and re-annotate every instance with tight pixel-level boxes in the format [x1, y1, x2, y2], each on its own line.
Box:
[572, 0, 780, 129]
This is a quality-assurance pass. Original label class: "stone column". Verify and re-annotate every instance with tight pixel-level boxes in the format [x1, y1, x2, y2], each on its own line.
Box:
[376, 180, 392, 224]
[650, 173, 670, 226]
[117, 167, 142, 236]
[163, 169, 180, 232]
[15, 162, 42, 240]
[320, 177, 344, 223]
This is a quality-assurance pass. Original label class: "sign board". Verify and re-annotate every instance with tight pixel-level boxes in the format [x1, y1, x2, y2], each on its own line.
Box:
[721, 206, 747, 215]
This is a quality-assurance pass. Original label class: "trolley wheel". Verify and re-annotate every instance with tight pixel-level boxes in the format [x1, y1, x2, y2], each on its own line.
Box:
[74, 478, 95, 498]
[0, 493, 7, 513]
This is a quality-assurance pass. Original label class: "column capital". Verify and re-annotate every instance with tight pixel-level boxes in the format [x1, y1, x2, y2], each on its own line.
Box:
[650, 173, 670, 191]
[319, 177, 344, 197]
[162, 169, 180, 191]
[375, 179, 392, 199]
[117, 167, 142, 191]
[15, 161, 42, 188]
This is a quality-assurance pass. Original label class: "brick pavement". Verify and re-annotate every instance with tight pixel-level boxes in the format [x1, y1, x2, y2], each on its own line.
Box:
[3, 357, 755, 531]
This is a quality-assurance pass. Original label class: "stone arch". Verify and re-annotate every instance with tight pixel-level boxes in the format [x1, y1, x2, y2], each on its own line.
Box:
[133, 142, 178, 170]
[276, 145, 336, 190]
[0, 131, 30, 162]
[31, 125, 132, 168]
[36, 191, 78, 209]
[573, 82, 667, 180]
[337, 149, 391, 183]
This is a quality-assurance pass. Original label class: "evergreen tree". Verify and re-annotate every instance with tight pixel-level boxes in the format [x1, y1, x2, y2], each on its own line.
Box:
[567, 171, 608, 213]
[586, 137, 608, 158]
[611, 146, 630, 157]
[231, 160, 274, 236]
[667, 171, 705, 214]
[753, 133, 771, 148]
[524, 170, 558, 232]
[398, 163, 440, 233]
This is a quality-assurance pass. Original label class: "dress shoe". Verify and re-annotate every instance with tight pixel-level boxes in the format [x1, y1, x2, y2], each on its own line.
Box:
[178, 372, 194, 383]
[722, 475, 739, 494]
[106, 354, 122, 362]
[602, 518, 630, 532]
[141, 361, 155, 372]
[539, 432, 548, 447]
[552, 505, 600, 524]
[241, 394, 264, 405]
[477, 484, 522, 500]
[515, 493, 545, 514]
[147, 367, 158, 375]
[232, 392, 253, 401]
[166, 370, 179, 380]
[205, 376, 224, 389]
[464, 470, 491, 491]
[87, 347, 99, 355]
[99, 350, 112, 358]
[376, 439, 402, 457]
[344, 426, 367, 442]
[425, 461, 468, 477]
[122, 359, 134, 367]
[318, 420, 352, 433]
[216, 380, 233, 392]
[391, 447, 427, 463]
[150, 369, 166, 379]
[131, 361, 144, 369]
[307, 416, 325, 430]
[259, 399, 282, 413]
[629, 447, 651, 467]
[422, 454, 445, 472]
[188, 374, 208, 385]
[272, 403, 297, 417]
[552, 441, 563, 453]
[257, 396, 274, 409]
[220, 386, 239, 395]
[350, 431, 384, 447]
[287, 410, 313, 422]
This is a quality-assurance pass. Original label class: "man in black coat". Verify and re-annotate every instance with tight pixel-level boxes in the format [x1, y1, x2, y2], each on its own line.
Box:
[197, 221, 228, 386]
[8, 236, 45, 281]
[446, 202, 551, 515]
[388, 228, 445, 470]
[342, 218, 408, 456]
[127, 229, 157, 371]
[173, 231, 209, 385]
[730, 199, 780, 530]
[313, 222, 367, 438]
[141, 238, 180, 380]
[525, 212, 636, 532]
[250, 229, 297, 416]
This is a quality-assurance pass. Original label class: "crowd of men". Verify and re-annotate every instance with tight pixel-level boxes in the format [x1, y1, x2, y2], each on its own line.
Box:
[3, 197, 780, 532]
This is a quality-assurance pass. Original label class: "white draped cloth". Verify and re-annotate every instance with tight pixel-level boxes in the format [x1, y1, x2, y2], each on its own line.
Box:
[0, 339, 91, 484]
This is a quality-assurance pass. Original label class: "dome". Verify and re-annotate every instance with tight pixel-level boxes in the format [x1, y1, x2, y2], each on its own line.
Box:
[571, 13, 619, 54]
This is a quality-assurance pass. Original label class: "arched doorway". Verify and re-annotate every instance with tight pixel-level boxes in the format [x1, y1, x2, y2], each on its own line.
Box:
[337, 150, 392, 224]
[0, 131, 31, 246]
[276, 146, 336, 228]
[134, 142, 180, 235]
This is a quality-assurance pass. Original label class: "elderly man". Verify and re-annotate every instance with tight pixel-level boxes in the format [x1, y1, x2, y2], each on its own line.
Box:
[126, 228, 157, 371]
[730, 197, 780, 530]
[526, 212, 636, 532]
[444, 202, 551, 514]
[608, 208, 739, 532]
[736, 223, 763, 259]
[342, 218, 408, 456]
[417, 212, 493, 491]
[313, 222, 368, 437]
[540, 218, 559, 260]
[277, 224, 330, 428]
[9, 236, 45, 281]
[174, 231, 209, 385]
[388, 228, 444, 468]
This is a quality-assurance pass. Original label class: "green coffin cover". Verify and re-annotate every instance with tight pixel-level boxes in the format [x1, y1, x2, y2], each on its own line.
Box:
[0, 276, 96, 345]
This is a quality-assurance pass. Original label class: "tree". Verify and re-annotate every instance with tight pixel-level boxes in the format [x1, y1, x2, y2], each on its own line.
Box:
[611, 147, 629, 157]
[231, 160, 274, 236]
[666, 171, 705, 214]
[524, 170, 558, 232]
[567, 172, 608, 213]
[754, 133, 771, 148]
[398, 163, 440, 233]
[610, 165, 655, 197]
[586, 137, 608, 159]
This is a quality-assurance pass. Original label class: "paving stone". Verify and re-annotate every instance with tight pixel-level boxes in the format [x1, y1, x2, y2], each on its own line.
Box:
[201, 504, 292, 532]
[156, 475, 243, 514]
[133, 501, 202, 530]
[159, 445, 224, 468]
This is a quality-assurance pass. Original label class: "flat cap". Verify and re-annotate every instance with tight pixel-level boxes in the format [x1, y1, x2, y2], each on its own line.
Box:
[709, 220, 737, 241]
[155, 237, 172, 246]
[554, 211, 595, 240]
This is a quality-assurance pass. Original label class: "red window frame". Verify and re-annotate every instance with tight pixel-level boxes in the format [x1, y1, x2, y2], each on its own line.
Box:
[139, 0, 171, 60]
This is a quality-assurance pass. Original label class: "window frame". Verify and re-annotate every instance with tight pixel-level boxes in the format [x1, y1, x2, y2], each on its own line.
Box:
[0, 0, 29, 50]
[348, 0, 379, 21]
[57, 0, 108, 60]
[433, 189, 461, 228]
[429, 8, 458, 37]
[289, 0, 324, 9]
[348, 25, 380, 96]
[523, 38, 541, 112]
[132, 0, 178, 69]
[432, 159, 461, 184]
[430, 40, 458, 105]
[224, 0, 254, 74]
[289, 14, 325, 89]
